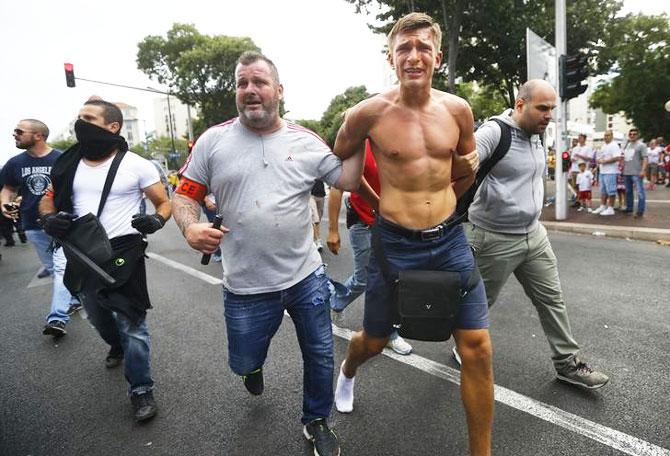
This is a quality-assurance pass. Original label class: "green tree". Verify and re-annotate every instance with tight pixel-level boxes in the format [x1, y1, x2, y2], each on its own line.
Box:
[137, 24, 260, 129]
[294, 119, 324, 139]
[455, 82, 508, 122]
[590, 14, 670, 140]
[345, 0, 623, 105]
[49, 138, 76, 151]
[130, 136, 189, 169]
[319, 86, 371, 147]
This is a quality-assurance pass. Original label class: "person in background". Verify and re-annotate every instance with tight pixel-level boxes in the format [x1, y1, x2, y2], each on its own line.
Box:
[310, 179, 326, 252]
[576, 162, 593, 212]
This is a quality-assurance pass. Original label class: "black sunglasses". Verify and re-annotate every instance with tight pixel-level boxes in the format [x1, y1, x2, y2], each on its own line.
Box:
[13, 128, 34, 136]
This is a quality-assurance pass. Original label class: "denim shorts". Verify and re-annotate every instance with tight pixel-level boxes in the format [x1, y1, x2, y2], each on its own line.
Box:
[599, 173, 617, 196]
[364, 215, 489, 338]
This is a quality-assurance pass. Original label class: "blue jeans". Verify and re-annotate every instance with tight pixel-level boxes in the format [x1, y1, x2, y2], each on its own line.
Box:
[80, 291, 154, 394]
[330, 222, 402, 341]
[364, 216, 489, 337]
[25, 229, 53, 273]
[223, 265, 333, 424]
[47, 247, 79, 323]
[330, 222, 370, 312]
[624, 175, 645, 214]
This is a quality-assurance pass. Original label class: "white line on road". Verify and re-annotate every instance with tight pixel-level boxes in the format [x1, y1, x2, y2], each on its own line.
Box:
[149, 251, 670, 456]
[147, 252, 223, 286]
[333, 325, 670, 456]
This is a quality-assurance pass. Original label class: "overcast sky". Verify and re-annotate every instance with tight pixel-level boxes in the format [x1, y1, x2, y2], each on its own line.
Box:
[1, 0, 667, 165]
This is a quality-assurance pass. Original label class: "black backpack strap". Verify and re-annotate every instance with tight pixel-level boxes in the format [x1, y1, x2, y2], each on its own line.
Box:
[455, 118, 513, 219]
[478, 118, 512, 178]
[371, 223, 396, 285]
[97, 150, 126, 218]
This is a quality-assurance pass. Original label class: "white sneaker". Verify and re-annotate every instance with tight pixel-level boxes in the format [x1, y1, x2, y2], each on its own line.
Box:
[600, 207, 615, 216]
[586, 208, 593, 213]
[577, 207, 584, 212]
[315, 239, 323, 252]
[592, 205, 606, 214]
[386, 336, 412, 355]
[452, 346, 462, 367]
[334, 364, 355, 413]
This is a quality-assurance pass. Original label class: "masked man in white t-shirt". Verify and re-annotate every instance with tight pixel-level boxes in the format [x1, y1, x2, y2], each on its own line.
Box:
[39, 98, 171, 423]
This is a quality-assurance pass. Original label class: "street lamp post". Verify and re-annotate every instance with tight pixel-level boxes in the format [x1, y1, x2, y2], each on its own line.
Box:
[165, 91, 177, 160]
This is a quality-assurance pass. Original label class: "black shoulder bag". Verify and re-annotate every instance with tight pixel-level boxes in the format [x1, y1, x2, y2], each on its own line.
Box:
[62, 151, 126, 290]
[370, 226, 481, 342]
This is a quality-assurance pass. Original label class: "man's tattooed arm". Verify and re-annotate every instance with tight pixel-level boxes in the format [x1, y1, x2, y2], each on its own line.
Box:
[172, 193, 202, 236]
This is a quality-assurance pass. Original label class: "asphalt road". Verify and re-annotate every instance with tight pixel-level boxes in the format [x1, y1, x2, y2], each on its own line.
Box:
[1, 214, 668, 456]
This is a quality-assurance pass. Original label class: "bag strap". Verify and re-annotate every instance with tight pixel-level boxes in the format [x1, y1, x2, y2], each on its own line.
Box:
[97, 150, 126, 218]
[371, 224, 395, 284]
[371, 223, 481, 293]
[455, 118, 512, 220]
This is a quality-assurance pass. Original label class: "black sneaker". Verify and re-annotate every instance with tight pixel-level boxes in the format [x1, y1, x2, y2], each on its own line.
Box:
[242, 368, 264, 395]
[66, 303, 83, 315]
[556, 357, 609, 389]
[130, 391, 158, 422]
[18, 232, 27, 243]
[303, 418, 340, 456]
[4, 240, 15, 247]
[42, 320, 67, 337]
[105, 349, 124, 369]
[37, 268, 52, 279]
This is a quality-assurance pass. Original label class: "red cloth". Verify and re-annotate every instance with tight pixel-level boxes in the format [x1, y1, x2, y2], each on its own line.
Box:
[349, 140, 379, 226]
[579, 190, 592, 201]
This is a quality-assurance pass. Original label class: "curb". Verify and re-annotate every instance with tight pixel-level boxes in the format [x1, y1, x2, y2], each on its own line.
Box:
[542, 221, 670, 243]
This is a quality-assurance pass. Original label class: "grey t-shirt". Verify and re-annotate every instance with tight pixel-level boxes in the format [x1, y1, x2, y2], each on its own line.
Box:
[182, 118, 342, 294]
[622, 141, 648, 176]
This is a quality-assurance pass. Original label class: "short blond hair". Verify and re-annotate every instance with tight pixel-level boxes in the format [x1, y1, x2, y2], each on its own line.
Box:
[387, 12, 442, 52]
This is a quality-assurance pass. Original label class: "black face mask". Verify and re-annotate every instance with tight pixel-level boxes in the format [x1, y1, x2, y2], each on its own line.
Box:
[74, 119, 128, 160]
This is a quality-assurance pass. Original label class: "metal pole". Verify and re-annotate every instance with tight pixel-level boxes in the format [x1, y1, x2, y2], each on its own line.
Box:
[186, 104, 194, 141]
[555, 0, 568, 220]
[166, 92, 176, 158]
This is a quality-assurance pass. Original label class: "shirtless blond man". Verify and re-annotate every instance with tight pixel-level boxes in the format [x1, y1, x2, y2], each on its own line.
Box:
[332, 12, 493, 455]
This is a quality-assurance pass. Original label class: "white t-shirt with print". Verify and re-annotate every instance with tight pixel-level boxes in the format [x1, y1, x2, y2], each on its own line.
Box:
[72, 152, 160, 239]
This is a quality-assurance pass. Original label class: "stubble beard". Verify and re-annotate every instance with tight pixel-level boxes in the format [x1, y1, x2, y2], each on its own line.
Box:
[238, 99, 280, 131]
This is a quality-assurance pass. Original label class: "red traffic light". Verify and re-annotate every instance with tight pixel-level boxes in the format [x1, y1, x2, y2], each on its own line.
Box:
[64, 63, 75, 88]
[561, 151, 571, 173]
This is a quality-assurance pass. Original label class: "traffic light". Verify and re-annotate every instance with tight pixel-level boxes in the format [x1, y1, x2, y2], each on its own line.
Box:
[64, 63, 75, 88]
[559, 54, 588, 100]
[561, 151, 571, 173]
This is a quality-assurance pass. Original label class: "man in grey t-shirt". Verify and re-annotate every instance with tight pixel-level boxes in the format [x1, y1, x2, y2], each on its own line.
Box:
[622, 128, 648, 217]
[172, 51, 367, 456]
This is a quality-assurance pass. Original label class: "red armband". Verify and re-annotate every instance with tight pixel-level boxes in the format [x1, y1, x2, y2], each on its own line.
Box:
[175, 177, 207, 202]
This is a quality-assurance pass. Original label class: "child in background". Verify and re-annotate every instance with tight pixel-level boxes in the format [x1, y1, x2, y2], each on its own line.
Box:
[576, 162, 593, 212]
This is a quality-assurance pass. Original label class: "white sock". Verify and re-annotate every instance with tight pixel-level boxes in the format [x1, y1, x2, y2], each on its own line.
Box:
[334, 363, 355, 413]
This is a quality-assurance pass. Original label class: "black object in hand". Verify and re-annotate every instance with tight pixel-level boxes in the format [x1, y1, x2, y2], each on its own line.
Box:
[131, 213, 166, 235]
[201, 215, 223, 265]
[41, 212, 76, 238]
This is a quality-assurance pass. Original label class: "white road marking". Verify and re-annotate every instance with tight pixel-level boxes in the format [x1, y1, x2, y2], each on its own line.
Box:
[150, 251, 670, 456]
[27, 269, 52, 288]
[147, 252, 223, 285]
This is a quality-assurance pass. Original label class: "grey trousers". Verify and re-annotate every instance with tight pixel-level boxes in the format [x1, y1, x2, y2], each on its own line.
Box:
[465, 223, 580, 369]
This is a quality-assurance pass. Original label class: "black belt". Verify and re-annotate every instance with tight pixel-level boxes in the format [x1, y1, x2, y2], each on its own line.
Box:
[375, 214, 462, 241]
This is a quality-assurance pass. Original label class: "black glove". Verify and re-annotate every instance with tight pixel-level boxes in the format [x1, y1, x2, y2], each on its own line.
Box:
[41, 212, 76, 239]
[131, 213, 166, 235]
